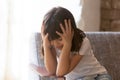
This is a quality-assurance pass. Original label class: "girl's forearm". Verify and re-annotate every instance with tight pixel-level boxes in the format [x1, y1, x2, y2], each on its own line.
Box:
[44, 46, 57, 75]
[56, 44, 71, 77]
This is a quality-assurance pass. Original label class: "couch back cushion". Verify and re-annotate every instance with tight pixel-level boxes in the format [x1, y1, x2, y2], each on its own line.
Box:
[34, 32, 120, 80]
[86, 32, 120, 80]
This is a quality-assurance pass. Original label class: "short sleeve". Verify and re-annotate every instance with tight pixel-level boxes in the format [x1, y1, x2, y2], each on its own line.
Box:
[79, 37, 91, 55]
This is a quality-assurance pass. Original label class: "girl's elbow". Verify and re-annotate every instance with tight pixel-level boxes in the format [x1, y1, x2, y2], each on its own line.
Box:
[45, 66, 56, 75]
[56, 72, 65, 77]
[56, 70, 68, 77]
[47, 69, 56, 75]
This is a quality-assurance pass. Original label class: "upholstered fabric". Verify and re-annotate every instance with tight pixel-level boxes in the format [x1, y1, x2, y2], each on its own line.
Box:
[31, 32, 120, 80]
[86, 32, 120, 80]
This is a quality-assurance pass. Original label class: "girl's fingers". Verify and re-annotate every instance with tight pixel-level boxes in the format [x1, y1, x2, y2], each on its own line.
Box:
[45, 33, 49, 39]
[41, 24, 45, 37]
[60, 23, 65, 33]
[68, 19, 72, 32]
[64, 19, 69, 32]
[72, 30, 74, 37]
[56, 31, 62, 37]
[64, 19, 72, 34]
[41, 24, 44, 33]
[59, 19, 72, 36]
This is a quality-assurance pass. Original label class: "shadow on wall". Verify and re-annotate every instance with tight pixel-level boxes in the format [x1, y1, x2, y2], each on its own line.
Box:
[78, 0, 100, 31]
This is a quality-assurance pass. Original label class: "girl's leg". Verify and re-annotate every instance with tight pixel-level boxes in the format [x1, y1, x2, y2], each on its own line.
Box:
[95, 74, 112, 80]
[76, 74, 112, 80]
[76, 75, 97, 80]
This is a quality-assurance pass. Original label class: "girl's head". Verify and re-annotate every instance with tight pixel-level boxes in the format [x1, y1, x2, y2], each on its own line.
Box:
[42, 7, 86, 51]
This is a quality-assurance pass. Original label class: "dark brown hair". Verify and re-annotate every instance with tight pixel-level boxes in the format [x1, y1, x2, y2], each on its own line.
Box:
[42, 6, 86, 52]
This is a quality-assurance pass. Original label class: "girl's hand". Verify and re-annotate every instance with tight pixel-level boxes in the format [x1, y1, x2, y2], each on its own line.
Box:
[55, 19, 74, 76]
[56, 19, 74, 47]
[41, 24, 51, 47]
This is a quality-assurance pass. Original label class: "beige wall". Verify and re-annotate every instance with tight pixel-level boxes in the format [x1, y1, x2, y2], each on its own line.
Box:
[78, 0, 100, 31]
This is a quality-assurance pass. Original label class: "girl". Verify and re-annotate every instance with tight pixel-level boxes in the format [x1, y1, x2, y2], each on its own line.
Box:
[31, 7, 112, 80]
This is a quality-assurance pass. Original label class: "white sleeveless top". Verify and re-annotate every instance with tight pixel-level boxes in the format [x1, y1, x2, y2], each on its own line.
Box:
[57, 37, 107, 80]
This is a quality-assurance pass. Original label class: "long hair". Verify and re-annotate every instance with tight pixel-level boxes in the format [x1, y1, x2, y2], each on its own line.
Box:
[42, 7, 86, 52]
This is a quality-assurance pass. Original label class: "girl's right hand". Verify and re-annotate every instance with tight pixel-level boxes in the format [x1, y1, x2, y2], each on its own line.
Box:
[41, 24, 51, 48]
[41, 24, 45, 40]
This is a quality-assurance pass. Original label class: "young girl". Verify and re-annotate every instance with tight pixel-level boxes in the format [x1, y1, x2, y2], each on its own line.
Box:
[31, 7, 112, 80]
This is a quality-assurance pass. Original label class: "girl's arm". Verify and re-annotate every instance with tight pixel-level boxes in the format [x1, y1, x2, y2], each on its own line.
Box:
[56, 43, 71, 76]
[41, 24, 57, 75]
[56, 19, 83, 77]
[56, 44, 83, 77]
[44, 44, 57, 75]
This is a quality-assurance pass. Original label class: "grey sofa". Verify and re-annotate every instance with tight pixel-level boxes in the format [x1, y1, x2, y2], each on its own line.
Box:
[30, 32, 120, 80]
[86, 32, 120, 80]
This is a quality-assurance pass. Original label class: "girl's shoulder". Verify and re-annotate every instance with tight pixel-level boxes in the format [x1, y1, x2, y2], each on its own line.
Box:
[77, 37, 92, 55]
[82, 37, 91, 45]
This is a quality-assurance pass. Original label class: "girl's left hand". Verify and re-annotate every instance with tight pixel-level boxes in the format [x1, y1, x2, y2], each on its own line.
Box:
[56, 19, 74, 47]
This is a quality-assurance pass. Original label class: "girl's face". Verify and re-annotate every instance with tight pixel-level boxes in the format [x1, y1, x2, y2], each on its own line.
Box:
[51, 37, 63, 50]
